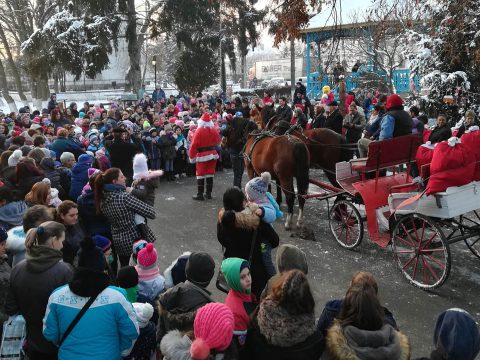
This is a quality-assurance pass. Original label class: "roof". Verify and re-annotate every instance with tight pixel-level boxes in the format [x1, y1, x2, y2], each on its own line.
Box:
[301, 0, 375, 33]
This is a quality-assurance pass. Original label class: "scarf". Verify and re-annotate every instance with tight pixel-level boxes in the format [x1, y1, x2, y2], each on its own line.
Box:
[103, 183, 126, 192]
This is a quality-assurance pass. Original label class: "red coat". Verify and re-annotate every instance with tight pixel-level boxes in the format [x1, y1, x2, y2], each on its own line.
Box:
[225, 290, 256, 345]
[188, 123, 220, 163]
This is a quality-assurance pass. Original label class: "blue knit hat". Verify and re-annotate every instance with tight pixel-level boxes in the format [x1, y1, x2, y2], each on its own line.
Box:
[93, 234, 111, 253]
[245, 172, 271, 202]
[434, 308, 480, 359]
[0, 226, 7, 242]
[78, 154, 93, 165]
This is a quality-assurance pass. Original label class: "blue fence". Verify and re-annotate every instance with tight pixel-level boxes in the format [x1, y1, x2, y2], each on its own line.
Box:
[307, 69, 421, 100]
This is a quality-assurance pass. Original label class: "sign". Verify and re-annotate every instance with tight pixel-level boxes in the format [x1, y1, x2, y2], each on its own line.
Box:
[255, 58, 304, 81]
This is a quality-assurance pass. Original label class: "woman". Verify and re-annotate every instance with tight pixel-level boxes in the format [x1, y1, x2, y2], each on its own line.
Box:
[428, 113, 452, 144]
[95, 168, 156, 266]
[56, 200, 84, 265]
[217, 187, 279, 299]
[15, 157, 45, 198]
[457, 110, 478, 138]
[5, 221, 73, 360]
[326, 283, 410, 360]
[25, 180, 51, 207]
[311, 105, 327, 129]
[244, 270, 324, 360]
[43, 237, 139, 360]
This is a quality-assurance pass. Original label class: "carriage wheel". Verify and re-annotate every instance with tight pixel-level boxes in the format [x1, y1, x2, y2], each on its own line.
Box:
[329, 200, 364, 249]
[460, 212, 480, 259]
[391, 214, 451, 290]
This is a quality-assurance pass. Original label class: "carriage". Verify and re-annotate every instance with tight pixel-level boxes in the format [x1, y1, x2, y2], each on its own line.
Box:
[306, 134, 480, 290]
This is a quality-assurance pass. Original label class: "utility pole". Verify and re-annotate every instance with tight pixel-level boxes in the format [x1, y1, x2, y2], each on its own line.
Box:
[219, 1, 223, 90]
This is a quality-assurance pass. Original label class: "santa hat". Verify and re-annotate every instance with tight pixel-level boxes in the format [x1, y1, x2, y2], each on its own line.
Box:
[198, 112, 213, 128]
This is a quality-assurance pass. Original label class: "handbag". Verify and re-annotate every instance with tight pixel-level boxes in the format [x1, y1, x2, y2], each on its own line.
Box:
[0, 315, 25, 359]
[58, 290, 102, 347]
[216, 228, 258, 293]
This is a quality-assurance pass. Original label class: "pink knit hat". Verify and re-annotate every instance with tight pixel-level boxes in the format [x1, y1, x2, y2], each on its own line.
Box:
[190, 303, 234, 359]
[137, 243, 157, 268]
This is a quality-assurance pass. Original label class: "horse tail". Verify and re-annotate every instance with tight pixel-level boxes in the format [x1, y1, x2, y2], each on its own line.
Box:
[293, 142, 310, 195]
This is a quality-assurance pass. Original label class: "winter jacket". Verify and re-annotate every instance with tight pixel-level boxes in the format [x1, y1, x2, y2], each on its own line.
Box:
[343, 112, 366, 143]
[159, 133, 179, 160]
[136, 265, 165, 302]
[316, 299, 398, 337]
[50, 137, 84, 160]
[125, 321, 156, 360]
[243, 298, 324, 360]
[0, 255, 11, 326]
[379, 109, 413, 140]
[325, 109, 344, 135]
[0, 201, 28, 230]
[107, 140, 140, 182]
[77, 189, 111, 236]
[217, 208, 279, 300]
[325, 320, 410, 360]
[62, 223, 85, 265]
[295, 113, 308, 129]
[276, 105, 293, 123]
[144, 136, 161, 160]
[101, 184, 156, 256]
[5, 246, 73, 355]
[69, 161, 90, 201]
[131, 178, 157, 207]
[311, 114, 327, 129]
[16, 175, 44, 199]
[428, 125, 452, 144]
[6, 226, 27, 266]
[43, 268, 139, 360]
[156, 281, 212, 345]
[40, 158, 65, 198]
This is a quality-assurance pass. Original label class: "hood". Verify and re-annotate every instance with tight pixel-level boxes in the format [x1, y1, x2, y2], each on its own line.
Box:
[0, 201, 27, 226]
[71, 162, 90, 176]
[25, 246, 64, 273]
[326, 320, 410, 360]
[69, 267, 110, 297]
[6, 226, 26, 253]
[218, 207, 260, 230]
[40, 157, 55, 172]
[275, 244, 308, 274]
[160, 330, 193, 360]
[221, 257, 249, 294]
[257, 298, 316, 347]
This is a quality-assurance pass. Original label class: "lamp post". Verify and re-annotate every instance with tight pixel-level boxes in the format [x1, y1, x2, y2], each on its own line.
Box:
[152, 55, 157, 86]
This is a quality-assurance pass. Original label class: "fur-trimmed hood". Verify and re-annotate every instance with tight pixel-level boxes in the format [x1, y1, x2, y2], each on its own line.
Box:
[326, 320, 410, 360]
[217, 203, 261, 230]
[160, 330, 193, 360]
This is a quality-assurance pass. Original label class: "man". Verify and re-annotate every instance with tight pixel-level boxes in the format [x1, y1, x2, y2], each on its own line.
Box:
[152, 85, 165, 103]
[293, 80, 306, 99]
[351, 60, 361, 72]
[343, 103, 366, 144]
[47, 93, 57, 113]
[275, 97, 293, 123]
[333, 62, 345, 82]
[324, 101, 343, 135]
[241, 98, 250, 119]
[189, 112, 221, 200]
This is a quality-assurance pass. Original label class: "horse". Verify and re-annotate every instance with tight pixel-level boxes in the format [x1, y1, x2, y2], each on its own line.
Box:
[224, 117, 310, 230]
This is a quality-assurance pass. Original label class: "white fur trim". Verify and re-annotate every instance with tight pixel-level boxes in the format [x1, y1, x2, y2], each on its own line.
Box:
[163, 251, 192, 289]
[198, 119, 214, 128]
[195, 154, 219, 162]
[447, 136, 460, 147]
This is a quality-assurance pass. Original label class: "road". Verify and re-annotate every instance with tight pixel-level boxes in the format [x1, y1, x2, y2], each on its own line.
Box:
[149, 168, 480, 358]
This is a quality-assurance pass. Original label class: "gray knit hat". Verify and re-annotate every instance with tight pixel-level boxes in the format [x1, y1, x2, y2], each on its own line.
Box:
[275, 244, 308, 274]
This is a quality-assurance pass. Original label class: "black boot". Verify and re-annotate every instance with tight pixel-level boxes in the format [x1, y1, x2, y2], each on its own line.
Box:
[193, 178, 205, 200]
[205, 177, 213, 199]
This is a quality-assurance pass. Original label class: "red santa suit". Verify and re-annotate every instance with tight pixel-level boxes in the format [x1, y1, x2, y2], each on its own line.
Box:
[189, 112, 221, 179]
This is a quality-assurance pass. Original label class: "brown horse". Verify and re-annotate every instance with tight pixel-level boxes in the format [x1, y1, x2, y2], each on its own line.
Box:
[224, 118, 310, 230]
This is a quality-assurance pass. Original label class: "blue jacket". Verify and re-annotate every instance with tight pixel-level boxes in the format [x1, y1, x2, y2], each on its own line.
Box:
[77, 190, 111, 236]
[69, 162, 90, 200]
[43, 285, 139, 360]
[50, 138, 84, 160]
[379, 114, 395, 140]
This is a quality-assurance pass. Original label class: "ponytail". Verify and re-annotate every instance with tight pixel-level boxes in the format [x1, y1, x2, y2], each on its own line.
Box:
[94, 168, 121, 214]
[25, 221, 65, 249]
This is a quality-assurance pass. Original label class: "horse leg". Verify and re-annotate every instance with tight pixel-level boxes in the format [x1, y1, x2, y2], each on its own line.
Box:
[276, 182, 282, 205]
[280, 178, 295, 231]
[296, 192, 306, 228]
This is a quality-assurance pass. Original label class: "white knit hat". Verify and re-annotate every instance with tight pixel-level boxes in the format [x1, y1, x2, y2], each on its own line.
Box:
[245, 172, 271, 202]
[133, 153, 149, 180]
[132, 302, 154, 328]
[8, 150, 22, 167]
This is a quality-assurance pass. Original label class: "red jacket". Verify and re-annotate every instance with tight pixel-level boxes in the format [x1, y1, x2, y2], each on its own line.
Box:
[188, 122, 220, 163]
[225, 290, 256, 336]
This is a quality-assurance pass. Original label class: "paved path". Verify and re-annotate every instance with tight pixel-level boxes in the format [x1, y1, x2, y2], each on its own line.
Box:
[149, 168, 480, 358]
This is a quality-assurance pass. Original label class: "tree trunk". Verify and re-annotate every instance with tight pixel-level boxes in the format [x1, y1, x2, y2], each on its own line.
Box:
[0, 58, 17, 112]
[241, 54, 247, 88]
[0, 24, 27, 103]
[290, 37, 295, 99]
[124, 0, 141, 95]
[53, 73, 59, 94]
[221, 55, 227, 92]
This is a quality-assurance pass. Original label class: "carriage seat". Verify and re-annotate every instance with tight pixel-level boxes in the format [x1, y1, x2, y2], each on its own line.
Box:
[350, 135, 422, 174]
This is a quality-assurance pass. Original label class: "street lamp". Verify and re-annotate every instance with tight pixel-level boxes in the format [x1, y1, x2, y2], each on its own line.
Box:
[152, 55, 157, 86]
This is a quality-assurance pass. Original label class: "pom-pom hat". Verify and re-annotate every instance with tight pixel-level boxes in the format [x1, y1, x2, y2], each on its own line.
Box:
[137, 243, 157, 268]
[190, 303, 234, 360]
[245, 172, 271, 203]
[133, 302, 154, 328]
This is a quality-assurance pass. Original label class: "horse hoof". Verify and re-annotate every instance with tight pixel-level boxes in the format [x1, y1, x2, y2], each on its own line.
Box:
[285, 224, 291, 231]
[296, 221, 304, 228]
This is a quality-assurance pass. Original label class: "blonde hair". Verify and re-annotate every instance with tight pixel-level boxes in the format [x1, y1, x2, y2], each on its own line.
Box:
[25, 221, 65, 249]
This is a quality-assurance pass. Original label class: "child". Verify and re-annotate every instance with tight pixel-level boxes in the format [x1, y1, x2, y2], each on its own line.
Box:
[173, 125, 188, 177]
[87, 135, 101, 153]
[145, 127, 161, 170]
[221, 257, 256, 348]
[135, 243, 165, 303]
[93, 234, 116, 282]
[127, 302, 157, 360]
[117, 266, 139, 303]
[131, 153, 163, 238]
[244, 172, 282, 278]
[158, 123, 177, 181]
[129, 239, 148, 266]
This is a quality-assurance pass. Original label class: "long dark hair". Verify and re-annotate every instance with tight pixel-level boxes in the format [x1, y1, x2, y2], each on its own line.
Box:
[94, 168, 121, 213]
[16, 158, 44, 185]
[339, 283, 384, 331]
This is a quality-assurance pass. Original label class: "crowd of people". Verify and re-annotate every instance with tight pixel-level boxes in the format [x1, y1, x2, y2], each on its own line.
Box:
[0, 84, 476, 360]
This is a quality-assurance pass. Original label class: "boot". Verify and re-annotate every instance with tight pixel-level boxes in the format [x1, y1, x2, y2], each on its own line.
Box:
[192, 178, 205, 200]
[205, 177, 213, 199]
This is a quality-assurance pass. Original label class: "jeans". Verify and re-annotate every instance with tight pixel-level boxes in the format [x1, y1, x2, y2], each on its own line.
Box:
[230, 153, 244, 188]
[261, 242, 276, 278]
[164, 159, 173, 172]
[151, 158, 161, 170]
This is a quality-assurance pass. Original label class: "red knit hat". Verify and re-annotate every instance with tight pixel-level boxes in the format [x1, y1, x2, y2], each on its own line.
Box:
[385, 94, 404, 110]
[190, 303, 234, 359]
[201, 112, 211, 122]
[137, 243, 157, 268]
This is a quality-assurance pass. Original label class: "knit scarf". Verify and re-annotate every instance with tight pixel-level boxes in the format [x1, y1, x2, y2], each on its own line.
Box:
[135, 264, 161, 282]
[103, 183, 126, 192]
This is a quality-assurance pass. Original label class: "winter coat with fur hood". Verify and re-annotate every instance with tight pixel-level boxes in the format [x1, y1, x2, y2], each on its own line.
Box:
[217, 206, 279, 300]
[325, 320, 410, 360]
